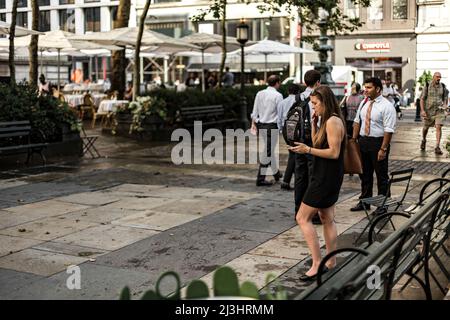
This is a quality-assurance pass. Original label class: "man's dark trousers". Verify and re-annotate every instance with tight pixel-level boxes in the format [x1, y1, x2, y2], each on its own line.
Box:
[359, 136, 390, 199]
[257, 123, 279, 183]
[283, 150, 296, 185]
[294, 153, 313, 215]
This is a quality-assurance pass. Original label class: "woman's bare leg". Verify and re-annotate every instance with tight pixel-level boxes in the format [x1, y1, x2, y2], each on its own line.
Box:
[319, 205, 337, 269]
[296, 202, 321, 276]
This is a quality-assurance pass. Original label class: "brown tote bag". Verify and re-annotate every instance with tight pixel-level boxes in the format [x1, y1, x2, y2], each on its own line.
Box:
[344, 139, 363, 174]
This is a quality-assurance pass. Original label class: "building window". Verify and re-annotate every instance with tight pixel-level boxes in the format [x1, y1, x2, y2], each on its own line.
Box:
[16, 12, 28, 27]
[0, 0, 5, 10]
[110, 6, 118, 29]
[60, 9, 75, 33]
[85, 7, 100, 32]
[59, 0, 75, 4]
[38, 0, 50, 6]
[0, 13, 6, 22]
[84, 0, 100, 3]
[39, 11, 50, 31]
[368, 0, 383, 20]
[17, 0, 28, 8]
[392, 0, 407, 20]
[344, 0, 360, 19]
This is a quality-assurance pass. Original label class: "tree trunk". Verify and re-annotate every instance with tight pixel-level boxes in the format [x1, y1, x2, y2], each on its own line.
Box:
[111, 0, 131, 99]
[133, 0, 151, 101]
[29, 0, 39, 87]
[9, 0, 18, 86]
[217, 1, 227, 88]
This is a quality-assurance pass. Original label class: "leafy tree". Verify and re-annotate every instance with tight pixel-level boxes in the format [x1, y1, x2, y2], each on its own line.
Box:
[191, 0, 228, 87]
[9, 0, 18, 85]
[417, 70, 432, 87]
[133, 0, 151, 101]
[111, 0, 131, 99]
[253, 0, 371, 45]
[29, 0, 39, 87]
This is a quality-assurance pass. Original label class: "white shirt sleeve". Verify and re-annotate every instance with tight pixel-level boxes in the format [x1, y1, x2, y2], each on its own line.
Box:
[354, 100, 365, 124]
[251, 92, 261, 122]
[383, 103, 397, 133]
[277, 99, 284, 129]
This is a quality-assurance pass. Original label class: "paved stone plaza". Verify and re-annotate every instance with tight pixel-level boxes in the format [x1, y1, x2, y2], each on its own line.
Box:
[0, 109, 448, 300]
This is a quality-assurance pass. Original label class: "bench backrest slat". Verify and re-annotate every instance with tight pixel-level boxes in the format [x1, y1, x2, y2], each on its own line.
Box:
[0, 120, 30, 127]
[0, 131, 31, 139]
[0, 126, 32, 133]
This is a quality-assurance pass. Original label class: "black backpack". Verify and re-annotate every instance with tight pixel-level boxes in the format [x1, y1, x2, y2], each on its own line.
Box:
[282, 95, 312, 147]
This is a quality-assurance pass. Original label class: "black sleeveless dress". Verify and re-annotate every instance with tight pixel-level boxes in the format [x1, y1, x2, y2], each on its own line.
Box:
[302, 118, 345, 209]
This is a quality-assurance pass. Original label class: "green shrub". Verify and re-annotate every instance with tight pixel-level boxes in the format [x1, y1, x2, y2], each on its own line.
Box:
[0, 83, 80, 142]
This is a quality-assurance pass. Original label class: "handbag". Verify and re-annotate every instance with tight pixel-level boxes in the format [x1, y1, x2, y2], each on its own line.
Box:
[344, 138, 363, 174]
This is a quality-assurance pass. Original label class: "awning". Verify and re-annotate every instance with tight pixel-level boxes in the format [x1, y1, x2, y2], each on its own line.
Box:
[346, 60, 408, 70]
[187, 62, 288, 73]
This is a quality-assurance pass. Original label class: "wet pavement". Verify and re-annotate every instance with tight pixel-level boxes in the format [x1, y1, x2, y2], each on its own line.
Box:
[0, 108, 448, 300]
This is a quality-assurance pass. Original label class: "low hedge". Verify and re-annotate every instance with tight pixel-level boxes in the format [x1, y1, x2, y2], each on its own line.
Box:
[0, 83, 80, 142]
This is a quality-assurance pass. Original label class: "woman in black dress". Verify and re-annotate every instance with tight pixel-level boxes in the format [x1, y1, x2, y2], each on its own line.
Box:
[289, 85, 346, 281]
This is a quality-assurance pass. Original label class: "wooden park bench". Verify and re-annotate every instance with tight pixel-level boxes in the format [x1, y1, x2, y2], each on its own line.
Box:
[0, 121, 48, 165]
[294, 179, 450, 300]
[176, 105, 238, 129]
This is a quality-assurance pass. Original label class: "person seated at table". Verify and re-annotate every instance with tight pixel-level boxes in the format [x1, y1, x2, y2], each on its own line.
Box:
[38, 74, 50, 96]
[124, 81, 133, 101]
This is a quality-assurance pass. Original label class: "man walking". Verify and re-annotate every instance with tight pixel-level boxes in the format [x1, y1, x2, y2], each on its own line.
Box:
[420, 72, 448, 155]
[251, 75, 283, 186]
[222, 67, 234, 88]
[294, 70, 321, 224]
[277, 83, 300, 190]
[351, 77, 397, 213]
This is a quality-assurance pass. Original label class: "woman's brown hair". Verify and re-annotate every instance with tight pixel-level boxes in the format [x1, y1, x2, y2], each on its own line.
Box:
[310, 85, 345, 148]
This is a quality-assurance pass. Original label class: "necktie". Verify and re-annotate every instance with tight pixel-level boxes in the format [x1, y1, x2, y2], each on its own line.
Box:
[364, 100, 375, 136]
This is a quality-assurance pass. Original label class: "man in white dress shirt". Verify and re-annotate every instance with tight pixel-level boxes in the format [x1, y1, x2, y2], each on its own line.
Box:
[251, 75, 284, 186]
[277, 83, 300, 190]
[351, 77, 397, 213]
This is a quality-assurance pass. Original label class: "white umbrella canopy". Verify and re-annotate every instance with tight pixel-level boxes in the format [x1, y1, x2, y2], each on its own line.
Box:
[70, 27, 199, 50]
[181, 32, 244, 92]
[0, 21, 42, 36]
[229, 39, 314, 82]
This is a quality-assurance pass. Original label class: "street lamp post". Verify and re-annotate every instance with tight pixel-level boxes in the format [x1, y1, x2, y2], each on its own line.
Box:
[312, 8, 334, 85]
[237, 20, 249, 129]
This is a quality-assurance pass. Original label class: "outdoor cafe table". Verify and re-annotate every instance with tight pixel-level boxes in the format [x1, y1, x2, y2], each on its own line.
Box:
[65, 94, 84, 108]
[97, 100, 129, 114]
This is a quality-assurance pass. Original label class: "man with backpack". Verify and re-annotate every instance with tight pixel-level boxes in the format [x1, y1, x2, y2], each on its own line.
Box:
[420, 72, 449, 155]
[287, 70, 321, 224]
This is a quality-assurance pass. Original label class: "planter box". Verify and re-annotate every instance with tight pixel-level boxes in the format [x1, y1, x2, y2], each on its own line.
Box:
[105, 113, 172, 142]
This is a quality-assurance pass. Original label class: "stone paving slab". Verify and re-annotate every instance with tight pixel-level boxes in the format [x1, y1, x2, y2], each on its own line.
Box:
[111, 210, 199, 231]
[0, 268, 44, 300]
[196, 198, 295, 234]
[62, 206, 143, 224]
[2, 199, 90, 218]
[0, 179, 28, 191]
[0, 216, 98, 241]
[53, 224, 159, 251]
[55, 191, 121, 206]
[193, 253, 299, 292]
[7, 263, 152, 300]
[101, 183, 167, 197]
[145, 186, 214, 199]
[31, 241, 108, 259]
[0, 182, 93, 208]
[93, 223, 275, 285]
[100, 197, 177, 211]
[0, 235, 43, 258]
[150, 198, 241, 216]
[0, 248, 88, 276]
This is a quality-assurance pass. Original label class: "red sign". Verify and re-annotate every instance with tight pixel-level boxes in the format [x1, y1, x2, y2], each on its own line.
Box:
[297, 24, 302, 40]
[355, 42, 390, 53]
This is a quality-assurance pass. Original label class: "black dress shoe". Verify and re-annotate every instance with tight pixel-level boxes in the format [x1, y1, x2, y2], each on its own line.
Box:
[350, 202, 370, 211]
[256, 180, 273, 187]
[274, 171, 283, 182]
[299, 267, 329, 282]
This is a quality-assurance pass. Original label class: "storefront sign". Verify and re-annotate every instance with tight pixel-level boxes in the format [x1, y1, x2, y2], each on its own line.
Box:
[355, 42, 391, 53]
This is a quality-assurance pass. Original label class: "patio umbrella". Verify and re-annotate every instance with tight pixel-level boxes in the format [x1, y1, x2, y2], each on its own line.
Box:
[4, 30, 121, 90]
[229, 39, 314, 82]
[0, 21, 42, 36]
[181, 33, 242, 92]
